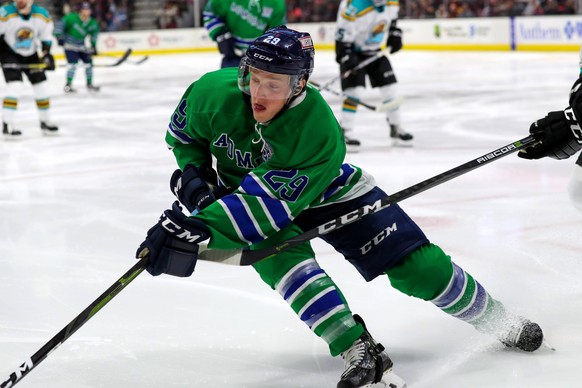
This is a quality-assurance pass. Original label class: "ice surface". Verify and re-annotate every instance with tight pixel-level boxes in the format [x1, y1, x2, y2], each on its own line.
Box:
[0, 50, 580, 387]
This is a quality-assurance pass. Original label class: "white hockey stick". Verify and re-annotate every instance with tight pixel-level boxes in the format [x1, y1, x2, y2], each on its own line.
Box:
[317, 49, 388, 91]
[309, 80, 403, 112]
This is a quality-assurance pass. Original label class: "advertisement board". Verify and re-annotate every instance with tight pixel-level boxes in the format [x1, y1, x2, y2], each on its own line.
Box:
[400, 18, 511, 50]
[70, 16, 581, 57]
[514, 16, 582, 50]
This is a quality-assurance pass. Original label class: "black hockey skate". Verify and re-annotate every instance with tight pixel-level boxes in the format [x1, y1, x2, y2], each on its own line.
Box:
[499, 317, 543, 352]
[342, 129, 361, 153]
[337, 315, 404, 388]
[41, 121, 59, 136]
[3, 122, 21, 137]
[389, 124, 413, 147]
[87, 84, 101, 92]
[64, 84, 76, 93]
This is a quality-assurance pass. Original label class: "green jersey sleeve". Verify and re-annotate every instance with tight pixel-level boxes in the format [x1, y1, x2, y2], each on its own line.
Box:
[203, 0, 227, 40]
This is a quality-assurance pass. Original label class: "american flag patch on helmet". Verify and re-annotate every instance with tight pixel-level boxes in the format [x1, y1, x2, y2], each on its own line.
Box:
[299, 36, 313, 49]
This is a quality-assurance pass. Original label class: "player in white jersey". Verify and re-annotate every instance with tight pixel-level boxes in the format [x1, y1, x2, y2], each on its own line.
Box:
[518, 47, 582, 211]
[334, 0, 410, 151]
[0, 0, 58, 137]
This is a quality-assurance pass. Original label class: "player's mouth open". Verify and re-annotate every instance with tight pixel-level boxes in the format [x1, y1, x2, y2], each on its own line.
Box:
[253, 103, 266, 111]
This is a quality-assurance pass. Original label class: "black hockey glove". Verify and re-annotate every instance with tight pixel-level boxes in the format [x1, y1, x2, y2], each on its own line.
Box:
[91, 45, 98, 56]
[41, 53, 55, 71]
[568, 75, 582, 108]
[170, 164, 218, 214]
[216, 30, 237, 59]
[387, 25, 403, 54]
[136, 201, 210, 277]
[335, 41, 359, 73]
[57, 37, 65, 46]
[518, 109, 582, 160]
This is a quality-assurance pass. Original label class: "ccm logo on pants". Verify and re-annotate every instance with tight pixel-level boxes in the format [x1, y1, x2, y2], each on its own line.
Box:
[360, 222, 397, 255]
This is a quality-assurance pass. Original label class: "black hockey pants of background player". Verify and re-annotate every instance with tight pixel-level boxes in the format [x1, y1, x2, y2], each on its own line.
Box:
[0, 39, 58, 136]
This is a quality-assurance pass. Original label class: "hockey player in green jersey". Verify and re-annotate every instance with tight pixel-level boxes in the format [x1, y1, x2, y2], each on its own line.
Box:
[136, 26, 544, 388]
[203, 0, 286, 68]
[54, 2, 100, 93]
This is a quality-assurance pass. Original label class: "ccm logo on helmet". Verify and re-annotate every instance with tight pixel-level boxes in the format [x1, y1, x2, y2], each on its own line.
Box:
[253, 53, 274, 62]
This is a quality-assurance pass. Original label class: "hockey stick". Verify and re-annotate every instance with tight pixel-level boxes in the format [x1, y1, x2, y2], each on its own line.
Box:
[309, 80, 403, 112]
[128, 55, 149, 65]
[317, 49, 388, 91]
[0, 243, 231, 387]
[0, 133, 537, 385]
[1, 63, 47, 70]
[93, 48, 132, 68]
[103, 50, 148, 65]
[0, 256, 147, 387]
[197, 135, 538, 266]
[54, 48, 133, 68]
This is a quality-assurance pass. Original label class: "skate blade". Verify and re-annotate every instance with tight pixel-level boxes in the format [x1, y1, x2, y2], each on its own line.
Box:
[41, 130, 60, 137]
[542, 339, 556, 351]
[346, 144, 360, 153]
[391, 139, 413, 148]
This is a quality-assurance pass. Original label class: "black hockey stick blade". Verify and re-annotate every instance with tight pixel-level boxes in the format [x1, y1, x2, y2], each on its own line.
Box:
[131, 55, 149, 65]
[0, 257, 148, 388]
[94, 48, 132, 68]
[197, 135, 538, 267]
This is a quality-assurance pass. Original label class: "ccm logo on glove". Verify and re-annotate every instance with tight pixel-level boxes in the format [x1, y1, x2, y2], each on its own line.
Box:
[160, 212, 206, 243]
[564, 107, 582, 143]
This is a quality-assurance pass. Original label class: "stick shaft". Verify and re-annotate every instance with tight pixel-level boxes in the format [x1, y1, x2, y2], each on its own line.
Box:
[309, 81, 379, 111]
[1, 257, 147, 388]
[237, 135, 537, 265]
[317, 50, 387, 91]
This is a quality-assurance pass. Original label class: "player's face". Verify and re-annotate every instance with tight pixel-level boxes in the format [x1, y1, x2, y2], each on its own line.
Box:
[15, 0, 32, 12]
[249, 68, 293, 122]
[80, 8, 91, 18]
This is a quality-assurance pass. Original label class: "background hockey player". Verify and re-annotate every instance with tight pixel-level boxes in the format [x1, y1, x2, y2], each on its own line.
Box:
[518, 48, 582, 211]
[54, 2, 100, 93]
[334, 0, 410, 151]
[0, 0, 58, 137]
[136, 26, 544, 388]
[203, 0, 286, 68]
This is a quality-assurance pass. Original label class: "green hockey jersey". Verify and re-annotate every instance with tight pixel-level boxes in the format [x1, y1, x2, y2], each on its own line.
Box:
[203, 0, 286, 54]
[54, 12, 99, 50]
[165, 68, 375, 250]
